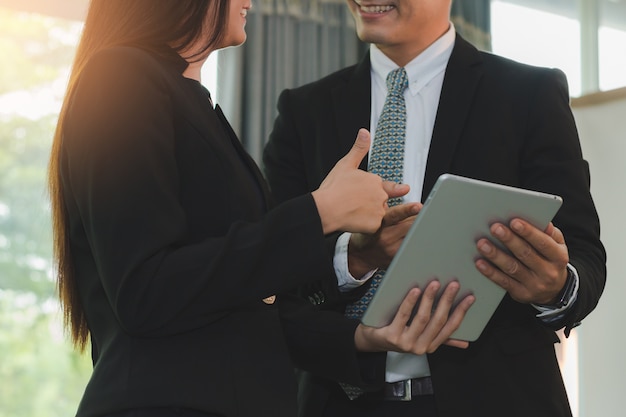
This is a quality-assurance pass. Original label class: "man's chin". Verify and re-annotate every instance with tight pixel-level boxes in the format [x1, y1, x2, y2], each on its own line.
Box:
[356, 28, 388, 46]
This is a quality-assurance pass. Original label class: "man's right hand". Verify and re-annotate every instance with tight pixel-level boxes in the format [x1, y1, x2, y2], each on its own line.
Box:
[348, 201, 423, 278]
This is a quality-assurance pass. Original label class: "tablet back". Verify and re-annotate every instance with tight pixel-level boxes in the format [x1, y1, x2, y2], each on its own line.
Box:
[361, 173, 563, 341]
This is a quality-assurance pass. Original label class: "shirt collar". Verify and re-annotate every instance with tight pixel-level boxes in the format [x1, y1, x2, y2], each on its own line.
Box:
[370, 23, 456, 95]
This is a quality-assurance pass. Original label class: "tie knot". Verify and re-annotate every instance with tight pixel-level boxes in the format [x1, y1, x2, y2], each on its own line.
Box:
[386, 67, 408, 95]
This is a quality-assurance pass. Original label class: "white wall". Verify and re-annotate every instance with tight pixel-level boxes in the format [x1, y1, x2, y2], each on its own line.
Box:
[571, 89, 626, 417]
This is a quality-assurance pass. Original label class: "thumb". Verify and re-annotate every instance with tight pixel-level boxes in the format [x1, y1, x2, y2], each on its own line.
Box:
[382, 202, 422, 227]
[340, 128, 371, 169]
[383, 181, 410, 199]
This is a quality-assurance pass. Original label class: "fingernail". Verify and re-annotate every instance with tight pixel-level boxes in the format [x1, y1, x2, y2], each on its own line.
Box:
[511, 220, 523, 233]
[494, 225, 505, 238]
[479, 242, 492, 254]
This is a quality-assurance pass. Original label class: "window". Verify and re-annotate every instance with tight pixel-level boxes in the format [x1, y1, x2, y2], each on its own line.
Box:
[599, 0, 626, 91]
[0, 7, 91, 417]
[202, 53, 220, 101]
[491, 0, 626, 97]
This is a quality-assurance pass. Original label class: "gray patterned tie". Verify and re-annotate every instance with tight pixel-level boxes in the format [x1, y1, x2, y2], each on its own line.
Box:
[340, 67, 409, 400]
[344, 67, 409, 320]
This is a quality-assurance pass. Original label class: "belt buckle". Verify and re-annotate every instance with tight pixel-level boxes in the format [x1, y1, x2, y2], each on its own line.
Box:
[401, 378, 412, 401]
[386, 378, 411, 401]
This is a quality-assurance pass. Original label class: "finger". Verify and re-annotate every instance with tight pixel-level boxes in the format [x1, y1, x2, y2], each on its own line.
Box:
[475, 255, 531, 301]
[339, 128, 371, 169]
[509, 219, 568, 263]
[432, 280, 461, 313]
[550, 225, 566, 247]
[406, 280, 441, 337]
[381, 203, 421, 227]
[406, 281, 459, 353]
[388, 287, 422, 332]
[479, 224, 533, 279]
[382, 180, 410, 199]
[443, 339, 470, 349]
[426, 281, 461, 330]
[486, 221, 565, 280]
[428, 294, 475, 350]
[544, 221, 555, 235]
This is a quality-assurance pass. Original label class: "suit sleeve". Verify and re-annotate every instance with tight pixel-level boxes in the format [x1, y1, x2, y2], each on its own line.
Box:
[520, 68, 606, 333]
[278, 293, 387, 388]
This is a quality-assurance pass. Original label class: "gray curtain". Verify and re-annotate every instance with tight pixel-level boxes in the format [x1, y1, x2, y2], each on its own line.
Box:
[217, 0, 363, 162]
[451, 0, 492, 52]
[218, 0, 490, 162]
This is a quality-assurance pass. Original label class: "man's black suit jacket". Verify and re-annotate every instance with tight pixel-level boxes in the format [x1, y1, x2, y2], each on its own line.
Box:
[263, 35, 606, 417]
[60, 45, 353, 417]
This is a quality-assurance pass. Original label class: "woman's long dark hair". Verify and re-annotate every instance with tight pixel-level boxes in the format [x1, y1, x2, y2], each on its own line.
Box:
[48, 0, 229, 351]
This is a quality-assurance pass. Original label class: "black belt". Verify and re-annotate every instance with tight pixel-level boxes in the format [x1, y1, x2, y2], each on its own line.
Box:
[362, 376, 434, 401]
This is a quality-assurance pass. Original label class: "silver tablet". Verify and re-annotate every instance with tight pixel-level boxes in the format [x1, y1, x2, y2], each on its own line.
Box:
[361, 174, 563, 341]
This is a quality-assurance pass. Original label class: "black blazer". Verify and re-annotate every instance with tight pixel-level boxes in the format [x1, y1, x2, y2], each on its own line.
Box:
[263, 35, 606, 417]
[61, 46, 344, 417]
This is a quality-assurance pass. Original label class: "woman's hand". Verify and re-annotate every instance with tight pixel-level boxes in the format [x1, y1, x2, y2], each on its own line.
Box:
[312, 129, 409, 234]
[354, 281, 475, 355]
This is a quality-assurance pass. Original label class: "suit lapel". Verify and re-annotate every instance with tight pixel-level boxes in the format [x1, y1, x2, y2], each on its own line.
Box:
[182, 80, 272, 209]
[214, 105, 273, 209]
[331, 53, 372, 171]
[422, 35, 484, 200]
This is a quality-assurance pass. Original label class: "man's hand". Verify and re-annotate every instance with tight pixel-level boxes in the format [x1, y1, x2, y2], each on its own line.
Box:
[348, 202, 423, 278]
[475, 219, 569, 305]
[354, 281, 475, 354]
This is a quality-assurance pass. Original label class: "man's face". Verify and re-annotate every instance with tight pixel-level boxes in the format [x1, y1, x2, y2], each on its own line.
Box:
[345, 0, 451, 64]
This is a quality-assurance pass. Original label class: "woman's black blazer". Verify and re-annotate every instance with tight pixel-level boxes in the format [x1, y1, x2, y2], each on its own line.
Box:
[61, 46, 343, 417]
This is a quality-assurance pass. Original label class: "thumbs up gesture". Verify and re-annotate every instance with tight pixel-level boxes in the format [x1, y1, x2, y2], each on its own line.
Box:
[312, 129, 410, 234]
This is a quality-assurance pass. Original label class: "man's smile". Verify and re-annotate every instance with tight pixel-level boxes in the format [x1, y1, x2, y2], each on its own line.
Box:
[353, 0, 396, 14]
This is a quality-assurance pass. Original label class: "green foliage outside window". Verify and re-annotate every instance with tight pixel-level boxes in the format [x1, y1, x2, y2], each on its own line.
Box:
[0, 7, 91, 417]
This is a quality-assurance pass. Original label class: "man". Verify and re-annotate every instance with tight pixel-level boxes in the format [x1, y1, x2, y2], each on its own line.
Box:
[263, 0, 606, 416]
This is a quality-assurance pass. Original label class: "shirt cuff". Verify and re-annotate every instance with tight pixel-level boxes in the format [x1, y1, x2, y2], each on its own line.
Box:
[334, 232, 377, 293]
[533, 263, 580, 320]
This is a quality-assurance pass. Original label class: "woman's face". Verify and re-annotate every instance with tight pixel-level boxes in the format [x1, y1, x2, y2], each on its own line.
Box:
[218, 0, 252, 49]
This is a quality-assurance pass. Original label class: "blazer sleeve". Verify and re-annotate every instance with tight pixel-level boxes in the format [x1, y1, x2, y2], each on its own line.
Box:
[518, 68, 606, 333]
[278, 293, 387, 388]
[264, 88, 364, 305]
[266, 88, 388, 388]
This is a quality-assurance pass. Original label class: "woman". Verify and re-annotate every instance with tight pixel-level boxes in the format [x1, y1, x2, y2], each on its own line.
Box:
[48, 1, 470, 416]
